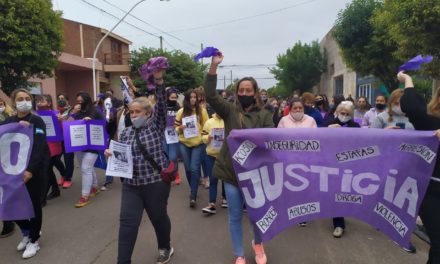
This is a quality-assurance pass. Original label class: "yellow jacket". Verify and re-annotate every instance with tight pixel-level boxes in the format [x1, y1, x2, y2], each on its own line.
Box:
[174, 107, 208, 147]
[202, 114, 225, 158]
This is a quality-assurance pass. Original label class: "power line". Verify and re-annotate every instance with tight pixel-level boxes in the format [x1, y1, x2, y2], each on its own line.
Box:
[100, 0, 198, 49]
[162, 38, 177, 51]
[164, 0, 319, 33]
[219, 64, 276, 68]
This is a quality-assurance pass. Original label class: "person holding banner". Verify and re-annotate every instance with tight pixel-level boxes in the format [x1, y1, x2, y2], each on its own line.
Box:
[371, 89, 414, 130]
[73, 92, 104, 208]
[174, 89, 208, 208]
[399, 71, 440, 264]
[277, 98, 317, 128]
[205, 52, 272, 264]
[324, 101, 360, 238]
[3, 88, 50, 259]
[105, 69, 174, 264]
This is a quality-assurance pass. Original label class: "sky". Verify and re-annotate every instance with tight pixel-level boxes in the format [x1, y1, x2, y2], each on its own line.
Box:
[53, 0, 352, 89]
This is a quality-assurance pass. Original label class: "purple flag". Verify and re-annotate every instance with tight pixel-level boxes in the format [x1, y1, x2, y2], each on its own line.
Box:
[138, 56, 169, 91]
[399, 55, 433, 72]
[194, 47, 219, 62]
[37, 110, 63, 142]
[62, 119, 109, 153]
[0, 123, 35, 220]
[227, 128, 438, 248]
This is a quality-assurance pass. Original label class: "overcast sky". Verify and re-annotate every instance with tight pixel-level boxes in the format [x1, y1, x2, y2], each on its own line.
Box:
[53, 0, 352, 89]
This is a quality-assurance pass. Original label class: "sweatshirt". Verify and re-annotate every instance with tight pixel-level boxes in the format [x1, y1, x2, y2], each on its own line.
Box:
[202, 114, 225, 158]
[174, 107, 208, 147]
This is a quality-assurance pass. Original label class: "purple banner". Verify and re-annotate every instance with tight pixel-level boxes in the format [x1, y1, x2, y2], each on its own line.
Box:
[37, 110, 63, 142]
[62, 120, 108, 153]
[0, 123, 35, 220]
[227, 128, 438, 248]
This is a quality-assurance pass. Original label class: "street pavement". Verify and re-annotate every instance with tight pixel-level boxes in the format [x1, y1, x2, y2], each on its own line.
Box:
[0, 163, 430, 264]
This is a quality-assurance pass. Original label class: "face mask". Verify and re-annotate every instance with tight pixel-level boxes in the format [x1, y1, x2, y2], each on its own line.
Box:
[0, 107, 5, 113]
[261, 95, 267, 103]
[338, 115, 351, 123]
[376, 103, 386, 110]
[16, 101, 32, 112]
[58, 100, 66, 107]
[131, 115, 148, 128]
[237, 95, 255, 109]
[168, 100, 177, 107]
[392, 105, 403, 115]
[315, 100, 323, 106]
[290, 112, 304, 121]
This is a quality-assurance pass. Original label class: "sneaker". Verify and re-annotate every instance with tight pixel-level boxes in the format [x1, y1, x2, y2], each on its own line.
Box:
[47, 189, 60, 200]
[89, 187, 100, 197]
[62, 180, 72, 189]
[189, 199, 196, 208]
[299, 222, 307, 227]
[156, 247, 174, 264]
[413, 224, 430, 244]
[0, 222, 15, 238]
[17, 236, 30, 251]
[333, 227, 344, 238]
[402, 243, 417, 254]
[22, 241, 40, 259]
[75, 197, 90, 208]
[174, 172, 181, 185]
[235, 256, 246, 264]
[204, 179, 210, 189]
[57, 176, 65, 186]
[252, 241, 267, 264]
[100, 182, 111, 191]
[202, 204, 216, 214]
[221, 199, 228, 208]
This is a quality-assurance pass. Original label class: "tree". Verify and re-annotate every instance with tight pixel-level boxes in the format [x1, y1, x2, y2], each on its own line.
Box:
[0, 0, 63, 95]
[270, 41, 326, 94]
[332, 0, 402, 92]
[373, 0, 440, 79]
[130, 47, 207, 94]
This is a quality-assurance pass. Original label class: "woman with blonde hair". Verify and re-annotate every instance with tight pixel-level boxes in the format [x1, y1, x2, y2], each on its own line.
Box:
[371, 89, 414, 130]
[0, 98, 14, 122]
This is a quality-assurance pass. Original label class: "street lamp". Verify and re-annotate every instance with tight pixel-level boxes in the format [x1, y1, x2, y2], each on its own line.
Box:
[92, 0, 169, 100]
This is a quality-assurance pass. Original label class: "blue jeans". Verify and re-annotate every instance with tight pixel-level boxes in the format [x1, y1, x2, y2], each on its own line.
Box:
[164, 141, 179, 163]
[205, 155, 218, 203]
[200, 144, 208, 178]
[179, 144, 203, 200]
[224, 182, 262, 257]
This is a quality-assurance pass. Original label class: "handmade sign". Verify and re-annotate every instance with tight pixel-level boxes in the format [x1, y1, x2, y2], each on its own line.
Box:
[227, 127, 438, 248]
[37, 110, 63, 142]
[62, 120, 108, 153]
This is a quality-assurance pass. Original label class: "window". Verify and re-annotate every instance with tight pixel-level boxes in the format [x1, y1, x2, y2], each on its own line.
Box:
[357, 83, 372, 103]
[334, 75, 344, 95]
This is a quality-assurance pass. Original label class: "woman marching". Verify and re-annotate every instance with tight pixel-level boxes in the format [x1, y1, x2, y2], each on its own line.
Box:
[205, 51, 272, 264]
[106, 68, 173, 264]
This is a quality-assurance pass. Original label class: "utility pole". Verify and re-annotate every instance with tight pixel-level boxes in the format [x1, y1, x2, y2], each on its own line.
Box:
[224, 75, 226, 89]
[160, 36, 163, 51]
[230, 70, 233, 86]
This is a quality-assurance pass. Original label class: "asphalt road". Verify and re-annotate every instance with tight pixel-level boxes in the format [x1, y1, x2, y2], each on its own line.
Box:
[0, 164, 430, 264]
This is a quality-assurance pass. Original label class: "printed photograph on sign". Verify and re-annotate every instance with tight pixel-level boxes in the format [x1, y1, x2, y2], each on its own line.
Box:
[70, 125, 87, 147]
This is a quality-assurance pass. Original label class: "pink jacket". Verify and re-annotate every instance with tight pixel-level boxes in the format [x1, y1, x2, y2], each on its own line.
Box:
[277, 114, 317, 128]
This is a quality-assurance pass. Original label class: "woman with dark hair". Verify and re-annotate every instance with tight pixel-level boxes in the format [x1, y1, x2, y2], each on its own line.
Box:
[174, 89, 208, 207]
[3, 88, 50, 259]
[315, 94, 330, 119]
[371, 89, 414, 130]
[399, 72, 440, 263]
[323, 94, 345, 125]
[362, 94, 387, 127]
[353, 96, 371, 121]
[73, 91, 104, 207]
[164, 87, 181, 185]
[205, 52, 272, 264]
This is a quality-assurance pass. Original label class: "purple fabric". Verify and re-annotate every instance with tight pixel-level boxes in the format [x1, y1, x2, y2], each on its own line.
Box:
[194, 47, 220, 62]
[37, 110, 63, 142]
[227, 128, 438, 248]
[399, 55, 433, 72]
[138, 56, 169, 90]
[0, 123, 35, 220]
[62, 119, 109, 153]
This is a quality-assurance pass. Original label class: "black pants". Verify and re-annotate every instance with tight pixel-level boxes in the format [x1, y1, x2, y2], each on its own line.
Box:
[15, 177, 44, 243]
[333, 217, 345, 229]
[46, 154, 65, 194]
[420, 180, 440, 264]
[63, 151, 75, 181]
[117, 181, 171, 264]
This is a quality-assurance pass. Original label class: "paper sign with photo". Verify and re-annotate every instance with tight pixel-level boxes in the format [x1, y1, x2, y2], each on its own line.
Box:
[182, 115, 199, 138]
[165, 126, 179, 144]
[211, 128, 224, 149]
[106, 140, 133, 178]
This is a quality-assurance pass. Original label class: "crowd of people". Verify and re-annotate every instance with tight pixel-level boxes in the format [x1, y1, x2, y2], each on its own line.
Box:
[1, 52, 439, 264]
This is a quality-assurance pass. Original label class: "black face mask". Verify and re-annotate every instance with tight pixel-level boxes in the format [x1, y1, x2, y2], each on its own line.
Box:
[315, 100, 323, 106]
[238, 95, 255, 109]
[376, 103, 386, 110]
[58, 100, 66, 107]
[80, 102, 87, 111]
[167, 100, 177, 107]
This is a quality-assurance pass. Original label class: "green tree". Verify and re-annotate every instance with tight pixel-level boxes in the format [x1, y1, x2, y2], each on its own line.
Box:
[333, 0, 402, 92]
[0, 0, 63, 95]
[130, 47, 207, 94]
[267, 84, 290, 98]
[270, 41, 326, 94]
[373, 0, 440, 78]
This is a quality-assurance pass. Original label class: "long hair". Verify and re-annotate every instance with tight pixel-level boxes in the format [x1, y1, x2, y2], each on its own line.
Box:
[234, 77, 263, 110]
[330, 94, 345, 114]
[183, 89, 202, 125]
[76, 91, 94, 116]
[0, 97, 15, 116]
[387, 89, 404, 123]
[428, 87, 440, 118]
[356, 96, 371, 111]
[315, 94, 330, 112]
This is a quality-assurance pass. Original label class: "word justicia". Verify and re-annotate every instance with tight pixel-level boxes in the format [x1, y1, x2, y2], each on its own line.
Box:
[237, 163, 419, 217]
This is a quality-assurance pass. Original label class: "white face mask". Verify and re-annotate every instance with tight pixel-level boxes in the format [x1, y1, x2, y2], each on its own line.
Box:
[290, 112, 304, 121]
[392, 105, 403, 115]
[0, 107, 5, 113]
[16, 101, 33, 112]
[131, 115, 148, 128]
[338, 115, 351, 123]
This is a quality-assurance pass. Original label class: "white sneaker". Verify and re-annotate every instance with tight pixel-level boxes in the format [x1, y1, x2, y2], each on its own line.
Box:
[17, 236, 30, 251]
[22, 241, 40, 259]
[333, 227, 344, 238]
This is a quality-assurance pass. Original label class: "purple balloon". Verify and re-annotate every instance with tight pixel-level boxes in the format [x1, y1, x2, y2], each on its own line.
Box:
[399, 55, 433, 72]
[194, 47, 219, 62]
[138, 56, 169, 90]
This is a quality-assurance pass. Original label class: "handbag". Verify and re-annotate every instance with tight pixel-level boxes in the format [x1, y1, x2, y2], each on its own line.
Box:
[135, 132, 177, 184]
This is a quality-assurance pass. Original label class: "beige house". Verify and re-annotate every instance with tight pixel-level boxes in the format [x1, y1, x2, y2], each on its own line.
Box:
[5, 18, 132, 107]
